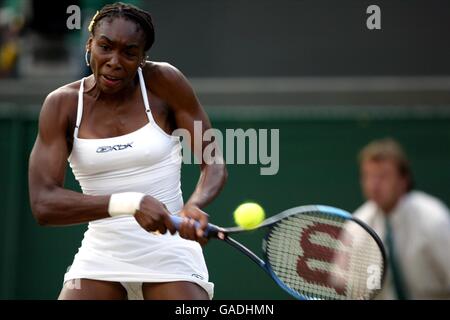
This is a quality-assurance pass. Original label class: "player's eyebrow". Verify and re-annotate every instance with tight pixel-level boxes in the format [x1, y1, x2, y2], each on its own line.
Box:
[98, 35, 113, 43]
[125, 43, 139, 50]
[98, 35, 139, 49]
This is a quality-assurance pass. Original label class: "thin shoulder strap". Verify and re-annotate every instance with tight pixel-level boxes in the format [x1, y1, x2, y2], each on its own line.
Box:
[74, 78, 85, 138]
[137, 66, 155, 123]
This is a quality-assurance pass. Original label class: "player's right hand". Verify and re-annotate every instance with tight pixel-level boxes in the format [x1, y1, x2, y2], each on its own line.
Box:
[134, 196, 176, 235]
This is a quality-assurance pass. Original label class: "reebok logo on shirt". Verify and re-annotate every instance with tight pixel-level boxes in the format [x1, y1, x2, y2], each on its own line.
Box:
[96, 142, 134, 153]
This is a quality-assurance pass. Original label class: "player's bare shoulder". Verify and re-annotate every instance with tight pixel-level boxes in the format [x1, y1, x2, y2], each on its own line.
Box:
[142, 61, 184, 81]
[141, 61, 191, 98]
[39, 79, 82, 130]
[37, 79, 86, 144]
[43, 80, 80, 115]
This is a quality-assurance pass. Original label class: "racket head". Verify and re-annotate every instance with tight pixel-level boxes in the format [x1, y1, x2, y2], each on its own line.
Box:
[261, 205, 386, 300]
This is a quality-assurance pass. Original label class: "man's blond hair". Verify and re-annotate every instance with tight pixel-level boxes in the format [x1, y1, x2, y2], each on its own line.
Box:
[358, 138, 414, 191]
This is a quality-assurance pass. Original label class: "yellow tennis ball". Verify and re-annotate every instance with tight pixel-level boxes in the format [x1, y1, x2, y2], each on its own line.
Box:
[233, 202, 265, 229]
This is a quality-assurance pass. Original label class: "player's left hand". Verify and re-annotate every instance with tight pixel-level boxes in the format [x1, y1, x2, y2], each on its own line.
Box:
[178, 204, 209, 246]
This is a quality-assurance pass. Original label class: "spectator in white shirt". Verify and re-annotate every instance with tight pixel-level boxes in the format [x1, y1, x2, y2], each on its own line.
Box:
[354, 138, 450, 299]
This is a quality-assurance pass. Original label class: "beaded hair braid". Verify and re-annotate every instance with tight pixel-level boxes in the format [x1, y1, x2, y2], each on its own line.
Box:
[88, 2, 155, 52]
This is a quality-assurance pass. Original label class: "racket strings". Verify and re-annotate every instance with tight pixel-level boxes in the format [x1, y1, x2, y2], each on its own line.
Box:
[264, 212, 384, 300]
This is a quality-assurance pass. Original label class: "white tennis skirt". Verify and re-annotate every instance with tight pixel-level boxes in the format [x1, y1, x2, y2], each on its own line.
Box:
[64, 215, 214, 299]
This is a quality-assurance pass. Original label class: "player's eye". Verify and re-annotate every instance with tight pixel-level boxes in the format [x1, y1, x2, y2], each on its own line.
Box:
[99, 44, 110, 51]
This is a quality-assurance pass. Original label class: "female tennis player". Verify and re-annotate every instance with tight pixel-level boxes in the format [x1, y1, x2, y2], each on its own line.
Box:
[28, 2, 227, 300]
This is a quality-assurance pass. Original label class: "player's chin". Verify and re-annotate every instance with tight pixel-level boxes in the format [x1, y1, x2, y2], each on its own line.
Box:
[98, 76, 128, 93]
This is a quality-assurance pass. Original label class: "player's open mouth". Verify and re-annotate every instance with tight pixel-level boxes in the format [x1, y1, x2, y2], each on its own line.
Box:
[102, 75, 122, 86]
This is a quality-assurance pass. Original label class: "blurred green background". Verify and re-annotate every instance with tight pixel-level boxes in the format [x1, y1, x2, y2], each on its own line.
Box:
[1, 0, 450, 299]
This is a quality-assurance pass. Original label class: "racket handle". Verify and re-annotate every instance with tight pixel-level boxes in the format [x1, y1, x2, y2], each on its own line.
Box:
[170, 215, 220, 238]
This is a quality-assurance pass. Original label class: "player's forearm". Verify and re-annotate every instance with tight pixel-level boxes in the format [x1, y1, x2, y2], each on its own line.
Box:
[186, 163, 227, 209]
[30, 186, 110, 226]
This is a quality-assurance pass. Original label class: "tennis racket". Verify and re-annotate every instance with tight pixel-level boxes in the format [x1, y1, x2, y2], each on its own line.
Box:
[171, 205, 386, 300]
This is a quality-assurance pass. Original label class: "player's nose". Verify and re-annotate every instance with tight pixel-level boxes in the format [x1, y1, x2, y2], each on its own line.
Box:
[106, 53, 122, 70]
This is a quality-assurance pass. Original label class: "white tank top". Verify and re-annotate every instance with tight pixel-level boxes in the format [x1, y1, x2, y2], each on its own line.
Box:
[68, 67, 184, 221]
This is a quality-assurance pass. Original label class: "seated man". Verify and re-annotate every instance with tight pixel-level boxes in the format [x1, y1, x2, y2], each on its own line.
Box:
[354, 138, 450, 299]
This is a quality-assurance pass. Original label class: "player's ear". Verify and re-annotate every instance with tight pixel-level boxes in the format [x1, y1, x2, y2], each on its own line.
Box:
[140, 55, 148, 68]
[86, 36, 93, 52]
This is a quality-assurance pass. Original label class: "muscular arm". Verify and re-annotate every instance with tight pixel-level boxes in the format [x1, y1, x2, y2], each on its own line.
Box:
[28, 88, 111, 226]
[149, 63, 227, 242]
[156, 63, 228, 209]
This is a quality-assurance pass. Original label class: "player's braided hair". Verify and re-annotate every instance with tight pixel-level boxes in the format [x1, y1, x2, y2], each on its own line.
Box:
[88, 2, 155, 52]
